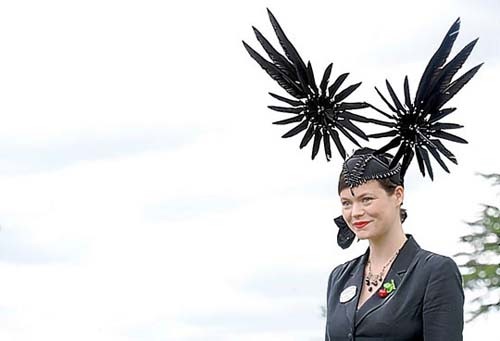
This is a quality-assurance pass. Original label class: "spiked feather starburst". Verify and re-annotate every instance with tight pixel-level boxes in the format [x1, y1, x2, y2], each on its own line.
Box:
[242, 9, 384, 161]
[368, 18, 483, 179]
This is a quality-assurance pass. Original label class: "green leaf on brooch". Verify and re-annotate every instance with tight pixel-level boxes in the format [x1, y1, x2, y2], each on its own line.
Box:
[383, 279, 397, 293]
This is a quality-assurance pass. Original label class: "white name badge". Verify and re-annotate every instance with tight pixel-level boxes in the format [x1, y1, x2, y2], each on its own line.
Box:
[340, 285, 357, 303]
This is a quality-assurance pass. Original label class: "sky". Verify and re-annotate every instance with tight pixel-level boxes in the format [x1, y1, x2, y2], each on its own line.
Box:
[0, 0, 499, 340]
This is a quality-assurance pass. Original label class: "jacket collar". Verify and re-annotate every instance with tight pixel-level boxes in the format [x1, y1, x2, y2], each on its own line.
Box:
[349, 233, 420, 276]
[343, 234, 421, 329]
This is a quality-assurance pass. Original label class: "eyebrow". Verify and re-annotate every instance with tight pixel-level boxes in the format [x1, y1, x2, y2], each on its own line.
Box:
[340, 192, 374, 200]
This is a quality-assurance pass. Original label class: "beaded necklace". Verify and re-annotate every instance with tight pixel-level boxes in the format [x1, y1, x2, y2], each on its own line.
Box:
[364, 249, 400, 292]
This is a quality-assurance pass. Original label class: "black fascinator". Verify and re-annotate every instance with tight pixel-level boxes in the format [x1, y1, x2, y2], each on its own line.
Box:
[243, 10, 482, 250]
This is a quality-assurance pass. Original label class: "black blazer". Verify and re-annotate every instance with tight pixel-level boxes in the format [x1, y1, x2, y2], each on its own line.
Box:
[325, 234, 464, 341]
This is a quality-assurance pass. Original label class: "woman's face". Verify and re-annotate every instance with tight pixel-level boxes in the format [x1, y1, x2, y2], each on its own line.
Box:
[339, 180, 404, 242]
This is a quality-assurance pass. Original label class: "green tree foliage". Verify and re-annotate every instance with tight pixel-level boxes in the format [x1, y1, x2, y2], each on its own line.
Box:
[455, 173, 500, 322]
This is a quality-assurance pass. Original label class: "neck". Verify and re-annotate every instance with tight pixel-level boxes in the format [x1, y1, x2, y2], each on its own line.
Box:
[368, 227, 407, 267]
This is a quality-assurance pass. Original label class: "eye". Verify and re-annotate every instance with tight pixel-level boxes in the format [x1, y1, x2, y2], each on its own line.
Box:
[341, 201, 352, 208]
[362, 197, 373, 204]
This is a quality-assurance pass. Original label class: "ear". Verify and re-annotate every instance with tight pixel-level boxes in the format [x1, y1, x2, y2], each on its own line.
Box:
[394, 186, 404, 206]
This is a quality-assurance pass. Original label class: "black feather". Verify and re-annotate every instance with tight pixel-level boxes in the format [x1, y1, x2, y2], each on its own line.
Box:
[327, 126, 346, 159]
[415, 145, 426, 177]
[428, 107, 456, 123]
[268, 92, 303, 107]
[434, 39, 479, 94]
[386, 80, 405, 113]
[341, 110, 372, 123]
[368, 130, 398, 138]
[267, 9, 309, 89]
[282, 119, 309, 138]
[243, 41, 304, 98]
[427, 144, 450, 173]
[400, 147, 415, 178]
[337, 125, 362, 147]
[431, 122, 463, 130]
[312, 128, 323, 159]
[438, 63, 483, 108]
[390, 143, 407, 168]
[307, 61, 318, 95]
[364, 118, 396, 128]
[377, 136, 402, 154]
[338, 102, 370, 110]
[252, 26, 297, 80]
[268, 105, 304, 114]
[431, 139, 458, 164]
[335, 82, 362, 103]
[320, 63, 333, 95]
[273, 114, 305, 125]
[432, 130, 468, 144]
[415, 18, 461, 107]
[375, 86, 398, 114]
[300, 124, 315, 148]
[403, 76, 412, 110]
[417, 146, 434, 180]
[338, 119, 369, 141]
[328, 73, 349, 99]
[323, 127, 332, 161]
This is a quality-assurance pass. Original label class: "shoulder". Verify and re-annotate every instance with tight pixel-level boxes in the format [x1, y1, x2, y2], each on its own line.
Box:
[327, 254, 364, 288]
[414, 248, 463, 293]
[415, 250, 465, 319]
[417, 248, 461, 274]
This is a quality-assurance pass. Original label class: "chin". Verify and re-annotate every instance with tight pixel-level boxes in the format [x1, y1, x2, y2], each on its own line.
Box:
[354, 228, 374, 240]
[354, 231, 369, 240]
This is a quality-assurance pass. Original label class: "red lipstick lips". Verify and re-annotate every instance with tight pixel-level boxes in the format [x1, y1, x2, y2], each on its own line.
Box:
[353, 221, 370, 229]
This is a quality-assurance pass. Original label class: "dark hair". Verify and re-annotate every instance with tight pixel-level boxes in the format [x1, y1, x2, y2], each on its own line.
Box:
[338, 177, 408, 223]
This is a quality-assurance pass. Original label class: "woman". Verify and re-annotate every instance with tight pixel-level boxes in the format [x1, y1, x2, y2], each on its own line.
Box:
[325, 148, 464, 341]
[242, 10, 476, 341]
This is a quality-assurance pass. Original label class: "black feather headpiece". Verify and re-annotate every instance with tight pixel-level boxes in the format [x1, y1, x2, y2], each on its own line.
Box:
[243, 11, 481, 179]
[368, 18, 483, 180]
[242, 9, 386, 161]
[243, 11, 482, 250]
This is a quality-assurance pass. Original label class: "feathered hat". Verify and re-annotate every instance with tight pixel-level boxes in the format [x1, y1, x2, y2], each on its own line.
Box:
[243, 9, 482, 248]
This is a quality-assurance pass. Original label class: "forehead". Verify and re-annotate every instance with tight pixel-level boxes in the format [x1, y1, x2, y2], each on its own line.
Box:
[339, 180, 384, 199]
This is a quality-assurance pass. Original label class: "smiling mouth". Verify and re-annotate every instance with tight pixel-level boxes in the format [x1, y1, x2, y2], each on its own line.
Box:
[353, 221, 370, 229]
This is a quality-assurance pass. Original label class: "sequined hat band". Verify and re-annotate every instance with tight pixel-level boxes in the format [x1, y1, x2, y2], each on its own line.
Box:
[340, 148, 403, 190]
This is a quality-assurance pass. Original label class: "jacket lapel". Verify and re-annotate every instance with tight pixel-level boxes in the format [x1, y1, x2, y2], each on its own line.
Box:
[354, 234, 420, 327]
[342, 249, 369, 330]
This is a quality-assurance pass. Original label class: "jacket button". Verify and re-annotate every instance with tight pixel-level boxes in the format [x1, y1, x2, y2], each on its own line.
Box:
[347, 332, 353, 340]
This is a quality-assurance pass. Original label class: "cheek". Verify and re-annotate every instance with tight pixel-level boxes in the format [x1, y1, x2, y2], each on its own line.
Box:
[342, 212, 357, 231]
[364, 205, 382, 220]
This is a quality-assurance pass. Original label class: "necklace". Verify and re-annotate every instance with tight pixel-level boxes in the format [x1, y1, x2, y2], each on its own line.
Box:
[364, 249, 400, 292]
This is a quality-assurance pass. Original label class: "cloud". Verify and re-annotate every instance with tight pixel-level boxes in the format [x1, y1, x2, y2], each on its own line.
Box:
[0, 127, 200, 175]
[0, 225, 86, 264]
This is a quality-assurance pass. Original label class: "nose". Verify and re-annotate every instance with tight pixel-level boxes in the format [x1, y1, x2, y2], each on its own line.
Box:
[351, 202, 364, 218]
